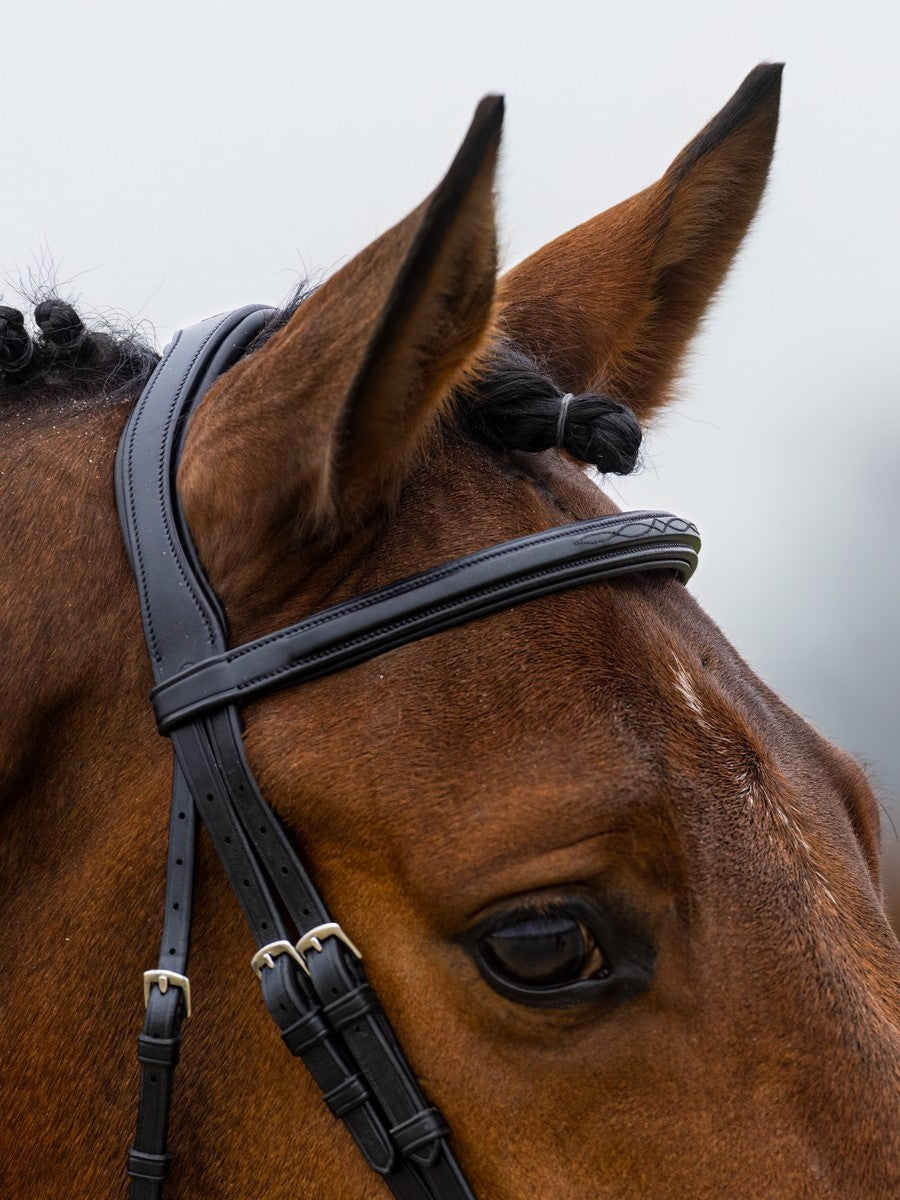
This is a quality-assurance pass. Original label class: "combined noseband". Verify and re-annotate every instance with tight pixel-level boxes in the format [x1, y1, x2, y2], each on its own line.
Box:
[116, 306, 701, 1199]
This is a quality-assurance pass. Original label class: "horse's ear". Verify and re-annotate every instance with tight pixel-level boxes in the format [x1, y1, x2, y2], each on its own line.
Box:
[498, 63, 782, 422]
[179, 96, 502, 584]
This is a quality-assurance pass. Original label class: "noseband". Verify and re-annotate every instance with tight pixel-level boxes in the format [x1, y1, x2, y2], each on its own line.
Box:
[116, 305, 701, 1199]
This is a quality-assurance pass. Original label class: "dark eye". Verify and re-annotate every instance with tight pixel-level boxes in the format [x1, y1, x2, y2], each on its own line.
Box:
[481, 911, 607, 988]
[466, 897, 656, 1009]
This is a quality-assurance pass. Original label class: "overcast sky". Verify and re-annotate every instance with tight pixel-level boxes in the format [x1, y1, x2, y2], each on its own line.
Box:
[2, 2, 897, 830]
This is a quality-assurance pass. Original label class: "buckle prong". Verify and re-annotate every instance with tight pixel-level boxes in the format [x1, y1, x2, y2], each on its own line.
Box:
[251, 925, 362, 981]
[143, 969, 192, 1018]
[295, 923, 362, 976]
[250, 939, 306, 980]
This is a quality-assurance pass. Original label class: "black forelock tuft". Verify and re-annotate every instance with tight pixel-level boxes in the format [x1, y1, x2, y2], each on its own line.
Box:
[456, 343, 642, 476]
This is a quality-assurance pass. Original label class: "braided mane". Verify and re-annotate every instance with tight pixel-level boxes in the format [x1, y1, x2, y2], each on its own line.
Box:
[0, 293, 641, 476]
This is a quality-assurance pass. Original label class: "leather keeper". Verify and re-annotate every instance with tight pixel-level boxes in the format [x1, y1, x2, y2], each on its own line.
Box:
[390, 1107, 450, 1160]
[137, 1033, 180, 1068]
[281, 1009, 330, 1057]
[323, 982, 377, 1030]
[323, 1072, 369, 1118]
[127, 1148, 171, 1182]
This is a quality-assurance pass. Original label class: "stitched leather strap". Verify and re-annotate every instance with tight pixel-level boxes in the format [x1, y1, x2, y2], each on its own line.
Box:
[152, 511, 699, 733]
[117, 309, 477, 1200]
[127, 766, 195, 1199]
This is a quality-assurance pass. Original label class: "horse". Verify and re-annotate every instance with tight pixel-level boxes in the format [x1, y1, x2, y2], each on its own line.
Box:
[2, 61, 898, 1199]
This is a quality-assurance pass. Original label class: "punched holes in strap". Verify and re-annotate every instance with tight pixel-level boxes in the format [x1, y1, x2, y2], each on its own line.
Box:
[390, 1108, 450, 1166]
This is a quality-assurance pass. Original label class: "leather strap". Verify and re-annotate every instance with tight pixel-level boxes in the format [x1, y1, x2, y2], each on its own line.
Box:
[117, 309, 479, 1200]
[151, 511, 699, 733]
[127, 766, 195, 1197]
[116, 305, 702, 1199]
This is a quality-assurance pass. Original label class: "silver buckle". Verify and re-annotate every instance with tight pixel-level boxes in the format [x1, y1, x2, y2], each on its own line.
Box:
[250, 925, 362, 981]
[250, 939, 306, 980]
[143, 969, 192, 1018]
[295, 922, 362, 976]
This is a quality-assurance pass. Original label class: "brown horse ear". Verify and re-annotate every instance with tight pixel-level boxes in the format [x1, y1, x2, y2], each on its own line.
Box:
[179, 96, 502, 583]
[498, 63, 782, 422]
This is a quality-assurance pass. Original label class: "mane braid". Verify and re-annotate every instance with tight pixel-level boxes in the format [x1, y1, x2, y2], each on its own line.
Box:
[456, 344, 642, 475]
[1, 287, 641, 481]
[0, 284, 316, 420]
[0, 301, 159, 414]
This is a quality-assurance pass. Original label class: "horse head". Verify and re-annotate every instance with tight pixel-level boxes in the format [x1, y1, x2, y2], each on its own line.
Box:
[4, 62, 898, 1198]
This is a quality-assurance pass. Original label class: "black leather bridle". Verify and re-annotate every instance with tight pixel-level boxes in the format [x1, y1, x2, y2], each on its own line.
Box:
[116, 305, 701, 1199]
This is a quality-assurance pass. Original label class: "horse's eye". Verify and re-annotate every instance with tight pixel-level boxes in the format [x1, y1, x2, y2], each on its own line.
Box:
[480, 912, 605, 987]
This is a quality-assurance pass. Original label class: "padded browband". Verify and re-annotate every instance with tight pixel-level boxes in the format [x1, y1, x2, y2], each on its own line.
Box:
[152, 511, 699, 732]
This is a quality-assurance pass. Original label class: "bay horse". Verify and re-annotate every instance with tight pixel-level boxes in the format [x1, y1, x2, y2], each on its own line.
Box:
[2, 63, 898, 1198]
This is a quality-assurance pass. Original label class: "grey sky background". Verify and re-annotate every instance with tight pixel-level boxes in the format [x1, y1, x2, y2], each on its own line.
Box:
[2, 3, 898, 828]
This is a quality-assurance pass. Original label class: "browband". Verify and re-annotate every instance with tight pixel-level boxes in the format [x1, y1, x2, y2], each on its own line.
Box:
[152, 510, 698, 731]
[115, 304, 701, 1199]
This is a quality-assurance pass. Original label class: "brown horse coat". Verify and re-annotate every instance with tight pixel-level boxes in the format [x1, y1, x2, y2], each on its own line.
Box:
[3, 64, 898, 1199]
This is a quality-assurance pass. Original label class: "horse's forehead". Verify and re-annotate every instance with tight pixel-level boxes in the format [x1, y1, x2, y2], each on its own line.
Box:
[252, 563, 758, 861]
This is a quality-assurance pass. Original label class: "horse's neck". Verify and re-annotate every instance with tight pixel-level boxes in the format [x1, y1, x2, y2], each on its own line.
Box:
[0, 403, 167, 1190]
[0, 398, 162, 828]
[0, 399, 345, 1197]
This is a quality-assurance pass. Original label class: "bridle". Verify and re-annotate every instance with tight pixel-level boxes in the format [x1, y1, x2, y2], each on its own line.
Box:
[116, 305, 701, 1199]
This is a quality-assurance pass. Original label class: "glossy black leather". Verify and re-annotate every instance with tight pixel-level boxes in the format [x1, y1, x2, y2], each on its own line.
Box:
[151, 510, 699, 732]
[124, 767, 195, 1189]
[117, 310, 477, 1200]
[115, 307, 701, 1199]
